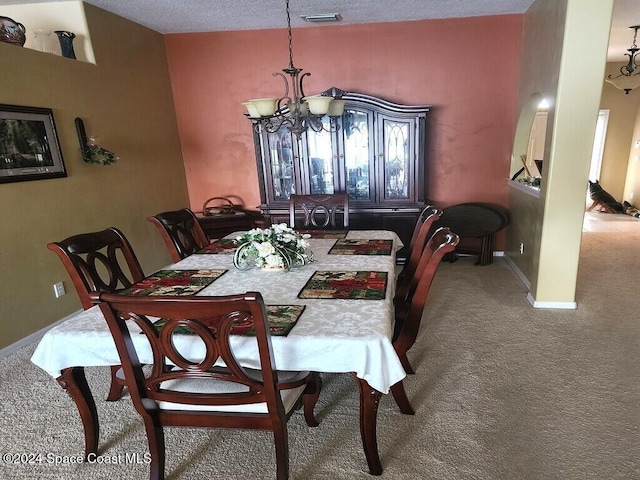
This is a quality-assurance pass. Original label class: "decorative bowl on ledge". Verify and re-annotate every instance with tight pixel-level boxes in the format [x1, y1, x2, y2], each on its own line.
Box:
[0, 16, 26, 47]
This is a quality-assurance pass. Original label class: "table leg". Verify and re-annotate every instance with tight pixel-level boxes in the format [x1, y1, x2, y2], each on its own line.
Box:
[352, 374, 383, 475]
[478, 234, 494, 266]
[56, 367, 99, 459]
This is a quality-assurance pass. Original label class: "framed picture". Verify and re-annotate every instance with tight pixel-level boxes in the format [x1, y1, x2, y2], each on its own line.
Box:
[0, 104, 67, 184]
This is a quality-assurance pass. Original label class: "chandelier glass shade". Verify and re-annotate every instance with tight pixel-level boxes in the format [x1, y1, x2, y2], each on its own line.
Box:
[605, 25, 640, 94]
[242, 0, 345, 137]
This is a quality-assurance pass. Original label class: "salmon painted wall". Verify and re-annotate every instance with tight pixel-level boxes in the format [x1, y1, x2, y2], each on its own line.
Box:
[165, 16, 522, 215]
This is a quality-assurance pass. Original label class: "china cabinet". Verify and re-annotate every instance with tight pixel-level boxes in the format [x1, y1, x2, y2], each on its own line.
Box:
[249, 88, 430, 256]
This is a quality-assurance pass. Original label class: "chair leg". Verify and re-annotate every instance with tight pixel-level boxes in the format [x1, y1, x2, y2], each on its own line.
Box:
[106, 365, 125, 401]
[272, 424, 290, 480]
[390, 381, 415, 415]
[57, 367, 99, 459]
[399, 352, 415, 375]
[303, 373, 321, 427]
[144, 418, 165, 480]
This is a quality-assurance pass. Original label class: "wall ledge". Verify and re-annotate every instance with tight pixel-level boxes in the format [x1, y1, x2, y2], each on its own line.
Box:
[508, 179, 541, 197]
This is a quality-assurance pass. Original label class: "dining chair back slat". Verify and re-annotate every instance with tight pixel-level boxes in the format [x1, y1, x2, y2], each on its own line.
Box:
[289, 193, 349, 229]
[147, 208, 210, 263]
[395, 206, 442, 301]
[47, 227, 145, 310]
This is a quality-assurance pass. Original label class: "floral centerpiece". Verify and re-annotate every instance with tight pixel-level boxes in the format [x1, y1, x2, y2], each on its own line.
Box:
[233, 223, 313, 271]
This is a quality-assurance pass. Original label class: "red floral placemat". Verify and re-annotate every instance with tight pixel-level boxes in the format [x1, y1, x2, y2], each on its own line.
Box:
[297, 230, 348, 239]
[119, 269, 226, 296]
[153, 304, 306, 337]
[196, 239, 237, 254]
[328, 239, 393, 255]
[298, 271, 388, 300]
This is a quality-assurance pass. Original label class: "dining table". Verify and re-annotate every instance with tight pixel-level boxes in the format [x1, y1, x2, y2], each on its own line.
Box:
[31, 229, 411, 475]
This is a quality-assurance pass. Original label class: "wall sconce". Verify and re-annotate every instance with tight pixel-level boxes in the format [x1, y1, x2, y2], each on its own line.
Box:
[75, 117, 117, 166]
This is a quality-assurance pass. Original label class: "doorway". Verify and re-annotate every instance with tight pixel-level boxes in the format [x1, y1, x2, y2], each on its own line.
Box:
[586, 109, 610, 206]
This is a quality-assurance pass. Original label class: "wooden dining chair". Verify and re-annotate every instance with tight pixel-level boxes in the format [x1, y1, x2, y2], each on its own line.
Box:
[393, 227, 459, 363]
[395, 205, 442, 301]
[289, 193, 349, 229]
[94, 291, 321, 480]
[147, 208, 210, 263]
[390, 227, 459, 413]
[47, 227, 145, 401]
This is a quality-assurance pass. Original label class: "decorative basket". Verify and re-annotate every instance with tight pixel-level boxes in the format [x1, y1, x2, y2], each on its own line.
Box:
[202, 196, 236, 216]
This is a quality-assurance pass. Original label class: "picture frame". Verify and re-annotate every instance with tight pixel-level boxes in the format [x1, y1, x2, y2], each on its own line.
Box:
[0, 104, 67, 184]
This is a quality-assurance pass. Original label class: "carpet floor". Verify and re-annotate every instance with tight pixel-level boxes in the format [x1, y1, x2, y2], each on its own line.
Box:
[1, 221, 638, 479]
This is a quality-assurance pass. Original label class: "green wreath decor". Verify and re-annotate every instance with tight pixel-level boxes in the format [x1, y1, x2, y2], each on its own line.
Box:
[81, 142, 117, 166]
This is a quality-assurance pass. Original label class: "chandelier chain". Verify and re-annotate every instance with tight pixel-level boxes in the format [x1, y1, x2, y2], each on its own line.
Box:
[242, 0, 345, 135]
[286, 0, 294, 69]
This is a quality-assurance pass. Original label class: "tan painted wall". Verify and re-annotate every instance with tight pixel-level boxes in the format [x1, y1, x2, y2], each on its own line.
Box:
[623, 107, 640, 203]
[507, 0, 566, 280]
[600, 66, 640, 201]
[0, 4, 189, 349]
[508, 0, 614, 306]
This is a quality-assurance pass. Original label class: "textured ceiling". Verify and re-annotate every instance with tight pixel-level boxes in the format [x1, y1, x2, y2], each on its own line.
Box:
[0, 0, 538, 33]
[1, 0, 639, 60]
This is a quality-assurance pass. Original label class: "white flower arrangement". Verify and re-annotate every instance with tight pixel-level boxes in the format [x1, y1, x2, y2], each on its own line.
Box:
[233, 223, 313, 271]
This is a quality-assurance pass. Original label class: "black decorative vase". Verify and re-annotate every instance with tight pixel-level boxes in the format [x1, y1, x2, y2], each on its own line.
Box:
[54, 30, 76, 59]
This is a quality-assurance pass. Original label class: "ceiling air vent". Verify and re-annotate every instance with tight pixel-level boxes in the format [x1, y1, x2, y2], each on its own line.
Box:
[300, 13, 342, 23]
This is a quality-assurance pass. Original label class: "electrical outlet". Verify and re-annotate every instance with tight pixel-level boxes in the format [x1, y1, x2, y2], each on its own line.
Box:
[631, 192, 634, 200]
[519, 242, 525, 255]
[53, 281, 66, 298]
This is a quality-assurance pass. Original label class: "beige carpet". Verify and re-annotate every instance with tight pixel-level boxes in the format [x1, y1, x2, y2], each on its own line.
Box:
[1, 222, 639, 479]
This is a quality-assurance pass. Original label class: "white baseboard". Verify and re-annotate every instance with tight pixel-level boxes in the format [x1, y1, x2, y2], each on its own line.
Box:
[0, 309, 82, 359]
[502, 253, 531, 290]
[527, 292, 577, 309]
[503, 254, 577, 309]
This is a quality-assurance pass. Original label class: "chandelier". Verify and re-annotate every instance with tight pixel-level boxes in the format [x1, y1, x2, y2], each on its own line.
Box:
[605, 25, 640, 94]
[242, 0, 345, 137]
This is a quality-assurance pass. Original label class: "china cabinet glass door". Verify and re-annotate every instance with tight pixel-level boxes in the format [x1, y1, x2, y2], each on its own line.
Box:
[380, 116, 415, 202]
[305, 119, 336, 195]
[266, 129, 298, 201]
[342, 109, 374, 201]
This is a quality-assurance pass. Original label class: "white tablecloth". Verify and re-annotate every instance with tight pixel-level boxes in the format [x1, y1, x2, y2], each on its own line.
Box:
[31, 230, 406, 394]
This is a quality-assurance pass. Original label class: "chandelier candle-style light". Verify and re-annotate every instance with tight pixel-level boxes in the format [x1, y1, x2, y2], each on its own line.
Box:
[242, 0, 345, 137]
[605, 25, 640, 94]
